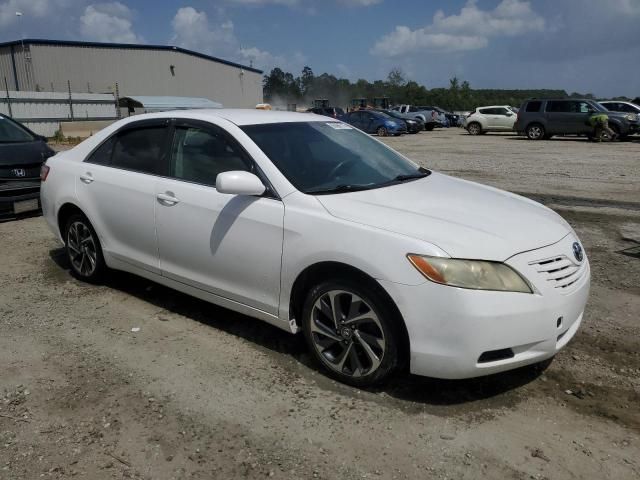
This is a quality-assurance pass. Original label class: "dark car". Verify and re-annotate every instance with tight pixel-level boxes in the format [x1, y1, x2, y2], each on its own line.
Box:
[306, 106, 345, 120]
[343, 110, 407, 136]
[0, 114, 55, 218]
[514, 98, 640, 140]
[377, 109, 423, 133]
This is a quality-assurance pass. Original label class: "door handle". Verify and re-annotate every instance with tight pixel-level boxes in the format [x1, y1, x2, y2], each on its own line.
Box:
[157, 192, 180, 206]
[79, 173, 94, 184]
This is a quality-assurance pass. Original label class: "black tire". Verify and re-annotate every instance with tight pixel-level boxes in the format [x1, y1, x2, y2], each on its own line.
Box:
[525, 123, 545, 140]
[377, 126, 388, 137]
[467, 122, 482, 135]
[609, 123, 621, 140]
[301, 279, 400, 387]
[425, 124, 434, 131]
[64, 213, 106, 283]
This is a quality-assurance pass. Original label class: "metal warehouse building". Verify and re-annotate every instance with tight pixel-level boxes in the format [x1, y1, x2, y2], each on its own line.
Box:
[0, 39, 263, 108]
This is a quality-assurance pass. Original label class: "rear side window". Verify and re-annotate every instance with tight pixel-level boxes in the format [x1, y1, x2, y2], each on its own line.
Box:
[545, 101, 571, 112]
[86, 137, 114, 165]
[111, 127, 167, 174]
[478, 108, 492, 115]
[525, 101, 542, 112]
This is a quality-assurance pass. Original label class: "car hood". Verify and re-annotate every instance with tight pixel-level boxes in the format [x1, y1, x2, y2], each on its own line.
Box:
[315, 172, 570, 261]
[0, 140, 51, 166]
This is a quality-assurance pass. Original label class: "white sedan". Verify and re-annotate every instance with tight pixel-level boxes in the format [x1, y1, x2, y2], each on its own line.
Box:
[40, 110, 590, 386]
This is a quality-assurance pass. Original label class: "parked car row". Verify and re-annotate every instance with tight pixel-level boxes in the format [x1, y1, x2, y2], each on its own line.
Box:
[462, 99, 640, 140]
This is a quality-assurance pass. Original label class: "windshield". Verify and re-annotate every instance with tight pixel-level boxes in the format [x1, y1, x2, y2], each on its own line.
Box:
[0, 116, 34, 143]
[241, 122, 428, 194]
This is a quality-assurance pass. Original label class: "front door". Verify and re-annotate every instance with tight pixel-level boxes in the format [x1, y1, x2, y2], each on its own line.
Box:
[155, 120, 285, 315]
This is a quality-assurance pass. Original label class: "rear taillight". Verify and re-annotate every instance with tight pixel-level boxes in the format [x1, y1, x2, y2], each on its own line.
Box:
[40, 164, 50, 181]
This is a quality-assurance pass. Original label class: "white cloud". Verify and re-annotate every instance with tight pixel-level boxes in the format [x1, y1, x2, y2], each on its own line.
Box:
[171, 6, 306, 72]
[0, 0, 52, 27]
[225, 0, 299, 5]
[338, 0, 383, 6]
[80, 2, 143, 43]
[371, 0, 544, 57]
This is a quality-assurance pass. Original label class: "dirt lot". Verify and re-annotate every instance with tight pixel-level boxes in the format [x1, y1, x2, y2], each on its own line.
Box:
[1, 129, 639, 479]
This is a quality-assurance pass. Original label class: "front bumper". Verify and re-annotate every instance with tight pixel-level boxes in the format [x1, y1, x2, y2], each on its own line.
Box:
[379, 233, 590, 379]
[0, 181, 41, 219]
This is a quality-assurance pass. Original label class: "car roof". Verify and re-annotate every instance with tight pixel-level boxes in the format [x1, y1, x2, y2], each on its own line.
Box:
[117, 109, 329, 126]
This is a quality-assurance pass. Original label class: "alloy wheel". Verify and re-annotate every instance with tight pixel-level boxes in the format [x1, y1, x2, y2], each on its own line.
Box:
[527, 125, 544, 140]
[467, 123, 481, 135]
[309, 290, 386, 378]
[67, 221, 98, 277]
[377, 127, 388, 137]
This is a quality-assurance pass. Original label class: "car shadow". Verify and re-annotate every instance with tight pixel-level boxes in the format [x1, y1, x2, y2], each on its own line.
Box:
[49, 247, 548, 406]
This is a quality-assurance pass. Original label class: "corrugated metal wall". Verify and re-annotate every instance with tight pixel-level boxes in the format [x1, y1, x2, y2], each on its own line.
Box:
[0, 91, 117, 136]
[24, 44, 262, 108]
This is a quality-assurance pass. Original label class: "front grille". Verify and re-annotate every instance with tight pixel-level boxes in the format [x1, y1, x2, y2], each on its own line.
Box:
[0, 163, 42, 180]
[529, 254, 587, 293]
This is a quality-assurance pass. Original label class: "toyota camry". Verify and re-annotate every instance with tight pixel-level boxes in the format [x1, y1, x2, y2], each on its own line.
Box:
[40, 110, 590, 387]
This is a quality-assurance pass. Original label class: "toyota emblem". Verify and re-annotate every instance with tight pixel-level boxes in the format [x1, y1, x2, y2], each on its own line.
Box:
[572, 242, 583, 262]
[12, 168, 26, 177]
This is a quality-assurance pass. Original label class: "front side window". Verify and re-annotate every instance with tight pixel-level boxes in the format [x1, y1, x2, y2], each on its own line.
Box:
[170, 126, 251, 186]
[242, 122, 428, 195]
[111, 126, 167, 174]
[0, 117, 34, 143]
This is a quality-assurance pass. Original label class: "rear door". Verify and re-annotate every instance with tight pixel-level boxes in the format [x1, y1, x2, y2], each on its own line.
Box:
[154, 119, 285, 315]
[76, 119, 169, 273]
[545, 101, 572, 133]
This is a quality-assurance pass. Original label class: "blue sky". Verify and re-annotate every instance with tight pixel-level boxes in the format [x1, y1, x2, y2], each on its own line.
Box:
[1, 0, 639, 97]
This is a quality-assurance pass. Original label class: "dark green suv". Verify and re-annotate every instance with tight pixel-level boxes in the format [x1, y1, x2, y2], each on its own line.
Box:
[514, 98, 639, 140]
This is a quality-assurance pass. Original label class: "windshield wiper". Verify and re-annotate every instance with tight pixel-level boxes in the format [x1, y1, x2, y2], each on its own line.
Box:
[307, 184, 375, 195]
[387, 168, 431, 184]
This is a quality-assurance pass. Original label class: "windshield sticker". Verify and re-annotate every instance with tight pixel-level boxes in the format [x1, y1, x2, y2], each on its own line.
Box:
[326, 122, 352, 130]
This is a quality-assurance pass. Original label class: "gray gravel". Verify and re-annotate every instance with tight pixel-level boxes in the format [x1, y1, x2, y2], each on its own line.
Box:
[0, 129, 638, 479]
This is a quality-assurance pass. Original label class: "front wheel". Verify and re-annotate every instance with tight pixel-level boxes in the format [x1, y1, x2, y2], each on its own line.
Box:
[525, 123, 545, 140]
[64, 213, 106, 283]
[301, 280, 400, 387]
[467, 122, 482, 135]
[377, 126, 388, 137]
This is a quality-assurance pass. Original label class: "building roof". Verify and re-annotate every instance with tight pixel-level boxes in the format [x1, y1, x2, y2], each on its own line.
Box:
[119, 96, 223, 110]
[0, 38, 263, 75]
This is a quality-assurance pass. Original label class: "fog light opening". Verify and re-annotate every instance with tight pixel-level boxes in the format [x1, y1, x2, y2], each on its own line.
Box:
[478, 348, 515, 364]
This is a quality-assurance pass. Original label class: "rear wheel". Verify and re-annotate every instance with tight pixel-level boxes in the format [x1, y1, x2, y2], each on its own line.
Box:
[301, 280, 400, 387]
[525, 123, 545, 140]
[377, 126, 388, 137]
[467, 122, 482, 135]
[64, 213, 106, 283]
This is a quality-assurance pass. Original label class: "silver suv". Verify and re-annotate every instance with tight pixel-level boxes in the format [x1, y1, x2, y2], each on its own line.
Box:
[514, 98, 639, 140]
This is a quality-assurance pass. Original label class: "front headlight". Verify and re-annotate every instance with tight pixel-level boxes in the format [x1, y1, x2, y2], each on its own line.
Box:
[407, 254, 532, 293]
[624, 114, 638, 122]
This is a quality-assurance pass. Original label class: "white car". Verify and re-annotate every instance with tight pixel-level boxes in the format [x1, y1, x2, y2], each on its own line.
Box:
[464, 105, 518, 135]
[599, 100, 640, 115]
[40, 110, 590, 386]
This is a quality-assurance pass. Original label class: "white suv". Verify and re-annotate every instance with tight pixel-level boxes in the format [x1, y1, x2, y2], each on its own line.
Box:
[464, 105, 517, 135]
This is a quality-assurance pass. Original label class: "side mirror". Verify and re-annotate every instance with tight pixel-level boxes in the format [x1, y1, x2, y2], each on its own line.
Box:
[216, 171, 266, 196]
[506, 112, 514, 116]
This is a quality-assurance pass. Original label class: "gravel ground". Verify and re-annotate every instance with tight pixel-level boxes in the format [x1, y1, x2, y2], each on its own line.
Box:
[1, 129, 639, 479]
